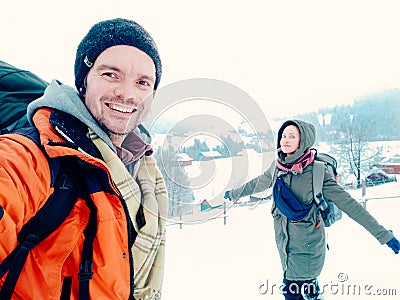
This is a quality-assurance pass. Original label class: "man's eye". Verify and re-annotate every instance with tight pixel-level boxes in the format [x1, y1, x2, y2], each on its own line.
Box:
[103, 72, 117, 78]
[137, 80, 150, 86]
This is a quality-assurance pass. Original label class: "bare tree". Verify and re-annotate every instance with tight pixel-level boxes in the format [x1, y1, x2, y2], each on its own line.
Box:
[330, 107, 378, 188]
[154, 147, 195, 217]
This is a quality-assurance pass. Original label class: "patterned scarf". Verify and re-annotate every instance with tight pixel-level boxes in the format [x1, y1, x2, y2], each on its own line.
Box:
[276, 149, 315, 174]
[89, 129, 168, 300]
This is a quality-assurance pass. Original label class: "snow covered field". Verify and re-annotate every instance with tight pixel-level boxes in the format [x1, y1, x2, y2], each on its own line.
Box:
[163, 181, 400, 299]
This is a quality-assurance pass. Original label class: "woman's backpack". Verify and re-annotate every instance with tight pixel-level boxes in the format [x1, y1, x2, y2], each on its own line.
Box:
[312, 150, 343, 227]
[273, 149, 343, 227]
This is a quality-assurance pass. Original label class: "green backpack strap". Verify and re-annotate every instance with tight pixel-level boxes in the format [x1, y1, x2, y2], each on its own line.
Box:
[312, 160, 325, 205]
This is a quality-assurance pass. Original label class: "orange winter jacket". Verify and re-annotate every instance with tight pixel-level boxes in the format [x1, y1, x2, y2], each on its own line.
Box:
[0, 108, 134, 299]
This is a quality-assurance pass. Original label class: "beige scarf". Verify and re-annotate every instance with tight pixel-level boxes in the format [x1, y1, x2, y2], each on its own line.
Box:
[89, 129, 168, 300]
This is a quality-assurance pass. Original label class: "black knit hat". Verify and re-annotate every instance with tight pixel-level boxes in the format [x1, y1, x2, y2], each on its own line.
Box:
[74, 18, 162, 94]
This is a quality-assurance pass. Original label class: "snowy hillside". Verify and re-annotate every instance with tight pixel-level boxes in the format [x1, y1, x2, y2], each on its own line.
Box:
[163, 181, 400, 299]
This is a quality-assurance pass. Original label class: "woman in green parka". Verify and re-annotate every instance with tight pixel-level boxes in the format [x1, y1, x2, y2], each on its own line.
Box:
[224, 119, 399, 300]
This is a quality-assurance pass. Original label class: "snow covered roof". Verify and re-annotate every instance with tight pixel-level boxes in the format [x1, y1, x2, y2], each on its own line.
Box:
[197, 151, 222, 158]
[175, 153, 193, 162]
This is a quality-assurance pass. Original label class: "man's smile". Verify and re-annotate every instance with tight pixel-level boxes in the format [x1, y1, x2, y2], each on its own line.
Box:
[106, 103, 137, 113]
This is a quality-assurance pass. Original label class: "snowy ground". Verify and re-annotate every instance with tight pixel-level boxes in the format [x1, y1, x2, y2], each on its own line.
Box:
[163, 181, 400, 299]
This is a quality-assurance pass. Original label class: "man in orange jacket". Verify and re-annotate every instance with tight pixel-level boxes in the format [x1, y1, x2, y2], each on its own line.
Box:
[0, 18, 168, 299]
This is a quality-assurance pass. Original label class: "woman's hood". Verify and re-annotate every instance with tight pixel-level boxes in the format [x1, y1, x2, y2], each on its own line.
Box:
[277, 119, 316, 163]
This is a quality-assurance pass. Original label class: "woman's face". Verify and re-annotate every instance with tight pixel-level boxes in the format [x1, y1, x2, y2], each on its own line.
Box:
[280, 125, 300, 156]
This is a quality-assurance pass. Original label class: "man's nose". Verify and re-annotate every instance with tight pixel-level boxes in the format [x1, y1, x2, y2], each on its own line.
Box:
[114, 81, 141, 105]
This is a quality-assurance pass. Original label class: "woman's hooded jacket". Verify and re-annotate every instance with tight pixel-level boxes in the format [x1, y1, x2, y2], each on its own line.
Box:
[229, 119, 394, 280]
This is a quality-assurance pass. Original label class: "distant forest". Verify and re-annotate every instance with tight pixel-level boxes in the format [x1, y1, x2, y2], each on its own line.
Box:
[289, 88, 400, 143]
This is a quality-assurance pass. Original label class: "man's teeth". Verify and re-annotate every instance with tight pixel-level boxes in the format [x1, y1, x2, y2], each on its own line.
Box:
[108, 103, 137, 113]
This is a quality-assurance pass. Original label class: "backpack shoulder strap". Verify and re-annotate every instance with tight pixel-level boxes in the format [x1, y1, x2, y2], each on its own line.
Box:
[0, 147, 80, 299]
[312, 160, 325, 205]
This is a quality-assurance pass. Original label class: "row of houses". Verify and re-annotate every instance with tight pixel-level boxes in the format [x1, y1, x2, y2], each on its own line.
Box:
[175, 152, 400, 177]
[174, 149, 260, 166]
[174, 151, 223, 166]
[373, 155, 400, 174]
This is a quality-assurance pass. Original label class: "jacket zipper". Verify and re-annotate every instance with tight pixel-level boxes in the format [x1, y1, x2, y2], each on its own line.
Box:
[74, 157, 136, 296]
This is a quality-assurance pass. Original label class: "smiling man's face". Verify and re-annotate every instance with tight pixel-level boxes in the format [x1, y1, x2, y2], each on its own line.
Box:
[84, 45, 156, 146]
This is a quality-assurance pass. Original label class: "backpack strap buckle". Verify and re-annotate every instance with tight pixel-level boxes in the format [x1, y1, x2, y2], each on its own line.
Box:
[56, 174, 77, 193]
[78, 261, 94, 281]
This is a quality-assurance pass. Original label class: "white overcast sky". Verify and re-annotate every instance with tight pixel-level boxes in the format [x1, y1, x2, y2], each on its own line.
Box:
[2, 0, 400, 119]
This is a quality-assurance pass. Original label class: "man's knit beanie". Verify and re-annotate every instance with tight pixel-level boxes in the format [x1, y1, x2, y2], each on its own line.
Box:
[74, 18, 162, 94]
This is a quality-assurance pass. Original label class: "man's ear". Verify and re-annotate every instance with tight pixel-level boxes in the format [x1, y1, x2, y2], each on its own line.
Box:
[79, 75, 88, 97]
